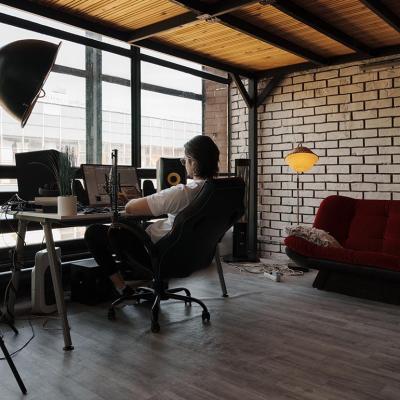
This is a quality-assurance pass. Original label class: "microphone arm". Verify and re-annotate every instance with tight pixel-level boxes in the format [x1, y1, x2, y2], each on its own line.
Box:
[111, 149, 119, 222]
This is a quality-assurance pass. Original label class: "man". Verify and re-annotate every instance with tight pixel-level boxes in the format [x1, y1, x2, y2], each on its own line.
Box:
[85, 135, 220, 297]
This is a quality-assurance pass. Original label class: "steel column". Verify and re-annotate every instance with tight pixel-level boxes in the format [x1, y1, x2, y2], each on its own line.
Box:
[131, 47, 142, 167]
[248, 78, 258, 260]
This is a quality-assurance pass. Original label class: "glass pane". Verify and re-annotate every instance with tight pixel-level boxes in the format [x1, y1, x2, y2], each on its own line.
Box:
[0, 227, 86, 249]
[102, 83, 131, 165]
[141, 91, 202, 168]
[142, 61, 202, 94]
[142, 48, 202, 70]
[102, 36, 130, 49]
[0, 12, 85, 69]
[142, 48, 228, 79]
[0, 73, 86, 166]
[102, 50, 130, 80]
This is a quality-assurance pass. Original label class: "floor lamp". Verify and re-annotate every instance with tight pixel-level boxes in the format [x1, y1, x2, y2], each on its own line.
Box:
[0, 39, 60, 395]
[284, 144, 319, 225]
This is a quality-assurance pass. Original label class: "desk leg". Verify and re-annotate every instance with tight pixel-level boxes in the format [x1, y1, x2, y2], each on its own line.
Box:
[4, 220, 28, 322]
[42, 222, 74, 351]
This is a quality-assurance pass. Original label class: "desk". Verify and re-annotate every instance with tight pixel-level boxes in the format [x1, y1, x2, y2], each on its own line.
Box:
[4, 211, 120, 351]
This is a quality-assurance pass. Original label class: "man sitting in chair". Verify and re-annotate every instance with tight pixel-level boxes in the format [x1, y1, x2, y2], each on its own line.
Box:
[85, 135, 220, 299]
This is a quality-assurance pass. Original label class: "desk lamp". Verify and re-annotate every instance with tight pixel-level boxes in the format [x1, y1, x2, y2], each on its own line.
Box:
[0, 39, 60, 395]
[285, 144, 318, 225]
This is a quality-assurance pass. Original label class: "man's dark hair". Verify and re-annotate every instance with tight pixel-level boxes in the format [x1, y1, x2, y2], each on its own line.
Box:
[184, 135, 219, 178]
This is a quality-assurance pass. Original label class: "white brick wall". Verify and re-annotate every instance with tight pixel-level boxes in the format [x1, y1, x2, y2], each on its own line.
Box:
[230, 55, 400, 259]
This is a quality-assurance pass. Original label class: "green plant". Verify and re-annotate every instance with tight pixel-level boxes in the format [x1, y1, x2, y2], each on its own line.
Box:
[31, 147, 76, 196]
[55, 147, 75, 196]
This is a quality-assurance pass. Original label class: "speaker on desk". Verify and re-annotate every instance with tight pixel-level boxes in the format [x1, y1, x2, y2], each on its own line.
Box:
[156, 158, 187, 191]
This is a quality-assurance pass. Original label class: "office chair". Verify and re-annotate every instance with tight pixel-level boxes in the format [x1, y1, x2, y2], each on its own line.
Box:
[107, 177, 245, 332]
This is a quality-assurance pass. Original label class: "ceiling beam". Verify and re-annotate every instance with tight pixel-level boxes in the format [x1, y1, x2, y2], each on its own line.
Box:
[255, 44, 400, 78]
[128, 0, 259, 43]
[257, 75, 283, 107]
[170, 1, 259, 17]
[272, 0, 373, 56]
[359, 0, 400, 34]
[218, 14, 327, 65]
[137, 39, 254, 78]
[170, 0, 327, 65]
[230, 74, 253, 108]
[128, 13, 196, 42]
[3, 0, 254, 77]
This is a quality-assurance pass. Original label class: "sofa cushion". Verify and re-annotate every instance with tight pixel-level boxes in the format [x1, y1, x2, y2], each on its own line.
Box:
[313, 196, 400, 257]
[313, 195, 356, 245]
[284, 235, 400, 272]
[383, 210, 400, 257]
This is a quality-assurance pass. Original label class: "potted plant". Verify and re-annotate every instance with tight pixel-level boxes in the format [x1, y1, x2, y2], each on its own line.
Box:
[53, 146, 77, 216]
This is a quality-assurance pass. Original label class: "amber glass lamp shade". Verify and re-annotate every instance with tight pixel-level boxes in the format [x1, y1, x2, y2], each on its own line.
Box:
[285, 145, 319, 173]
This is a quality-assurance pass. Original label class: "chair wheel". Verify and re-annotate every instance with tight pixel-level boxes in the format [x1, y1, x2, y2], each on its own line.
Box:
[108, 308, 116, 321]
[151, 321, 160, 333]
[202, 311, 210, 322]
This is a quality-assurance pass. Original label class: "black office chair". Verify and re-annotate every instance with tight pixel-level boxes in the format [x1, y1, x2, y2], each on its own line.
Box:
[107, 177, 245, 332]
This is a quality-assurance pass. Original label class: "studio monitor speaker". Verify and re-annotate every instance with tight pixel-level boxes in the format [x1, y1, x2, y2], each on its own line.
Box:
[156, 157, 187, 191]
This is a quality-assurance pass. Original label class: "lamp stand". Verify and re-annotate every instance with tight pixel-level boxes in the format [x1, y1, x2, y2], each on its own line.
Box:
[296, 172, 300, 225]
[289, 172, 309, 272]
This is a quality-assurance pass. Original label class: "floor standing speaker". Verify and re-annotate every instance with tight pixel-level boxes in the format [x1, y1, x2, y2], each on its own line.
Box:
[156, 157, 187, 191]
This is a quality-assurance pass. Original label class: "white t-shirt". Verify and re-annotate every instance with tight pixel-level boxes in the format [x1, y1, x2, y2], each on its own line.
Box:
[145, 179, 205, 243]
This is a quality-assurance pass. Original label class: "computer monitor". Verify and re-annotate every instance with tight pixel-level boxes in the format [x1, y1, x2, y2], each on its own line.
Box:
[82, 164, 141, 207]
[15, 149, 61, 201]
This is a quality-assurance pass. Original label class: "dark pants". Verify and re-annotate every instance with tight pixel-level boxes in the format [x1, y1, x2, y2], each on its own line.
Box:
[84, 224, 153, 280]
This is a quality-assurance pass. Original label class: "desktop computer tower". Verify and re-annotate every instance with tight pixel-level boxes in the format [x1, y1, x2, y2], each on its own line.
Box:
[31, 248, 59, 314]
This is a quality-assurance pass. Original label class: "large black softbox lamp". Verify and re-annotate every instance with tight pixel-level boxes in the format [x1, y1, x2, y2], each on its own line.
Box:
[0, 39, 60, 127]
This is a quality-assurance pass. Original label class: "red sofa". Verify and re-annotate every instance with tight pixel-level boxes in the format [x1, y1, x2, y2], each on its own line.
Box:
[285, 195, 400, 303]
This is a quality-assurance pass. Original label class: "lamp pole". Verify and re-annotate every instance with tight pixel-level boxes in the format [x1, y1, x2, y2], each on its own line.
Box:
[297, 172, 300, 225]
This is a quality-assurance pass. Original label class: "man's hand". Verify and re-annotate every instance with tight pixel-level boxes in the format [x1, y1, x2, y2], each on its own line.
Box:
[118, 191, 129, 204]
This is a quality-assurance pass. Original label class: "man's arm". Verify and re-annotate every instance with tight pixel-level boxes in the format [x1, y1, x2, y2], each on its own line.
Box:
[125, 197, 153, 216]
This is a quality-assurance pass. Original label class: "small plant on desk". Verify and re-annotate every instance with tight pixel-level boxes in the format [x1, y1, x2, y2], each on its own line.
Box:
[52, 147, 77, 216]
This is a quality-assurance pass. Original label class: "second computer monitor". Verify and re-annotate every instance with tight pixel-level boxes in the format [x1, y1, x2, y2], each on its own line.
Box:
[82, 164, 141, 207]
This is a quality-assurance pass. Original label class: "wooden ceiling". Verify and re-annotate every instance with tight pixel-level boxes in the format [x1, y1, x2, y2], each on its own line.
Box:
[3, 0, 400, 77]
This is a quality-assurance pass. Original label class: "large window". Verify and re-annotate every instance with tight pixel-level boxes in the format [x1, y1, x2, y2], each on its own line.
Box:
[102, 82, 131, 165]
[0, 4, 231, 257]
[141, 92, 202, 167]
[0, 7, 208, 175]
[140, 50, 203, 168]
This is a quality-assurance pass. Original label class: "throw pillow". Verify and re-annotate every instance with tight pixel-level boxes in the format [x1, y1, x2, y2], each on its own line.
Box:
[286, 225, 342, 248]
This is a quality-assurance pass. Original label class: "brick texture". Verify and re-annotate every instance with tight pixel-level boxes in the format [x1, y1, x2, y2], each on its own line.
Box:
[204, 69, 228, 172]
[230, 56, 400, 259]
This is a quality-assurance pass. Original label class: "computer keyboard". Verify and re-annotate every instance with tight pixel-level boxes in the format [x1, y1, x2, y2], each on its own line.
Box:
[82, 206, 125, 214]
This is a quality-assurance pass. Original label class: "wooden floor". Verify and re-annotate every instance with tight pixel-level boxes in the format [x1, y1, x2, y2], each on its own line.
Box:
[1, 264, 400, 400]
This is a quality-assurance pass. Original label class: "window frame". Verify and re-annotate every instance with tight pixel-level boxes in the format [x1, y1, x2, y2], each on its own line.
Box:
[0, 9, 230, 270]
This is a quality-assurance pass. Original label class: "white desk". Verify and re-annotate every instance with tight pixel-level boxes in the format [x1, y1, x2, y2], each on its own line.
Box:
[4, 210, 121, 351]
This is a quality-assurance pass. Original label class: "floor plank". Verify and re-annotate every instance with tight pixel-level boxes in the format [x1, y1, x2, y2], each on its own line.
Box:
[1, 264, 400, 399]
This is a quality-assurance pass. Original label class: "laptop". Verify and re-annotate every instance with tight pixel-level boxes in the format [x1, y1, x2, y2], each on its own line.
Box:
[81, 164, 141, 208]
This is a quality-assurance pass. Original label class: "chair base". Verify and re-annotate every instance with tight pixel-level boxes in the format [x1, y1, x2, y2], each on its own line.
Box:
[108, 285, 210, 333]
